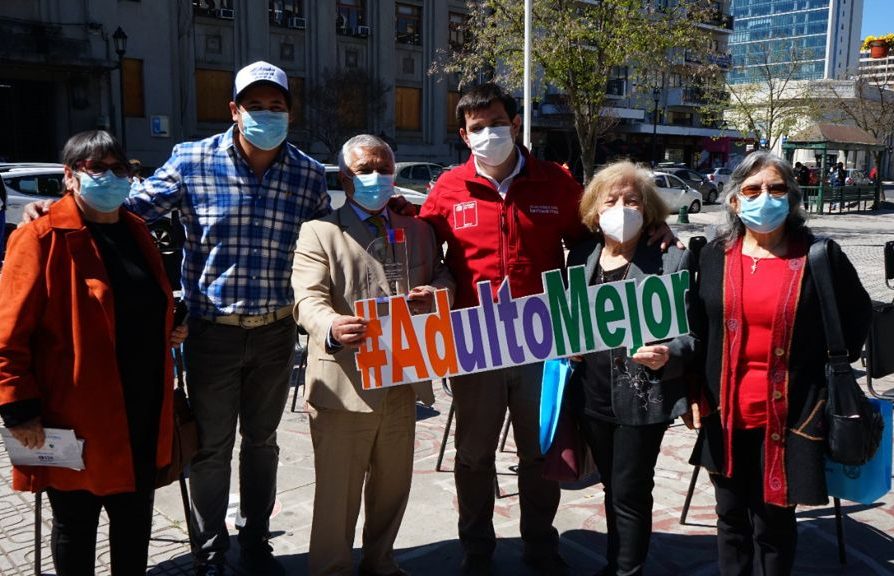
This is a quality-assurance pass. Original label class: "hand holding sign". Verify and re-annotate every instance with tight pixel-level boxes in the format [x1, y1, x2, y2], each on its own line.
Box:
[631, 344, 670, 371]
[407, 286, 436, 314]
[332, 315, 370, 347]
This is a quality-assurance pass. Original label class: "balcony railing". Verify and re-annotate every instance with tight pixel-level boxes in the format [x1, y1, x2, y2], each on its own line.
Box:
[0, 19, 91, 63]
[682, 87, 707, 105]
[703, 12, 734, 31]
[708, 52, 733, 68]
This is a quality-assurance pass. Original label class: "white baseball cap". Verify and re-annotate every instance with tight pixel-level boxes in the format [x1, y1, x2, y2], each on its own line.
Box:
[233, 61, 290, 103]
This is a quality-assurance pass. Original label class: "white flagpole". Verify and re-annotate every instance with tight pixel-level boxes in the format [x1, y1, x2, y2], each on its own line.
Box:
[523, 0, 533, 151]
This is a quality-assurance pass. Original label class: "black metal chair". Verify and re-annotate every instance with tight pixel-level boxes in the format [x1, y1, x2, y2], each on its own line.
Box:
[289, 326, 310, 413]
[435, 378, 516, 499]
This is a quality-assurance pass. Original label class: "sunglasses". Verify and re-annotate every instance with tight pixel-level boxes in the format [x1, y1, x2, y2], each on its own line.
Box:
[77, 161, 132, 178]
[738, 183, 788, 199]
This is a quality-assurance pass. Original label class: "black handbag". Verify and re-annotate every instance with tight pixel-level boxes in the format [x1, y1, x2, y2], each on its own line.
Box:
[809, 239, 883, 466]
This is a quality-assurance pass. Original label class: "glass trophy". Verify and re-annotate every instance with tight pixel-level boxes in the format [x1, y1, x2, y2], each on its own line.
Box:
[366, 228, 409, 309]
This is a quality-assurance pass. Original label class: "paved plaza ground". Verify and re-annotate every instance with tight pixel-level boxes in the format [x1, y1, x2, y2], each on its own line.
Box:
[1, 192, 893, 575]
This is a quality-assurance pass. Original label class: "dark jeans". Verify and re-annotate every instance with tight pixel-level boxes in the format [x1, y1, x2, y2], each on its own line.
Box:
[451, 362, 560, 559]
[581, 417, 667, 576]
[183, 316, 295, 564]
[46, 487, 154, 575]
[712, 428, 797, 576]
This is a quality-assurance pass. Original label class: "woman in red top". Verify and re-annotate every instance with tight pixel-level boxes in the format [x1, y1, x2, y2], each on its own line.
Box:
[686, 151, 872, 575]
[0, 131, 186, 575]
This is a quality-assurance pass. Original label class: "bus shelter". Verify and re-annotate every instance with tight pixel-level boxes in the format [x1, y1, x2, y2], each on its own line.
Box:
[782, 123, 886, 213]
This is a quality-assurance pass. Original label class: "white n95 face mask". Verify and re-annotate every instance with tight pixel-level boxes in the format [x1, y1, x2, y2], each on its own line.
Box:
[467, 126, 516, 166]
[599, 204, 644, 244]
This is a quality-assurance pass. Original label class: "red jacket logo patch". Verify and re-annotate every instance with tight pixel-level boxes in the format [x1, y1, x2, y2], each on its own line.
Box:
[453, 201, 478, 230]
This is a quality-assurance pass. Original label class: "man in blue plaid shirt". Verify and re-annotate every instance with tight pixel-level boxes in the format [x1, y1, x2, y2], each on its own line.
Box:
[128, 61, 330, 576]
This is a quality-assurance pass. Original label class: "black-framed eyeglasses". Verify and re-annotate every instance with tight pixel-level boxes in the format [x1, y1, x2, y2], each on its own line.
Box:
[738, 183, 788, 200]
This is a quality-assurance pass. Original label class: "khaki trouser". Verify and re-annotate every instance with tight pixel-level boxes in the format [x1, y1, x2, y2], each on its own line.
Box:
[308, 385, 417, 576]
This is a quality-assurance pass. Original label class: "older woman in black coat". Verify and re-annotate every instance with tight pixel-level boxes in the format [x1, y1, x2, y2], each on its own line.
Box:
[567, 161, 695, 576]
[686, 151, 872, 575]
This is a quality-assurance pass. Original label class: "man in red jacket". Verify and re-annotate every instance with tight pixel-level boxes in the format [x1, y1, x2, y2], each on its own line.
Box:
[419, 83, 590, 575]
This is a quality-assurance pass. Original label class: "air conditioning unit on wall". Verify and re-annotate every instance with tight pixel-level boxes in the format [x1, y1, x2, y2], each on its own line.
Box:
[217, 8, 235, 19]
[288, 17, 306, 30]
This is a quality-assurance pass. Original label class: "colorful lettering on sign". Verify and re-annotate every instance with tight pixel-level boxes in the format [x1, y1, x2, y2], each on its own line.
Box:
[353, 266, 691, 389]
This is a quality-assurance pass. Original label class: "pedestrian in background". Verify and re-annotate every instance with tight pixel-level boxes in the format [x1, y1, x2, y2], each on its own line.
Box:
[568, 161, 695, 576]
[685, 151, 872, 575]
[0, 130, 186, 575]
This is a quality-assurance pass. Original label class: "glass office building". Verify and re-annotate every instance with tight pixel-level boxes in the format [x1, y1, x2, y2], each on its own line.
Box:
[728, 0, 863, 84]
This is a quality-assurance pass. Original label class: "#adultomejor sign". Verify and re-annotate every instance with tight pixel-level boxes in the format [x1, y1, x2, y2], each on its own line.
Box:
[353, 265, 691, 389]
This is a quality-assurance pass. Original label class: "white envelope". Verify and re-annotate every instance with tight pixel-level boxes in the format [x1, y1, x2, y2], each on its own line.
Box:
[0, 427, 85, 470]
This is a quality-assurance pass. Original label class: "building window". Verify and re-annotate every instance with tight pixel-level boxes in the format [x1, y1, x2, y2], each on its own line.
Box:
[396, 3, 422, 46]
[193, 0, 234, 18]
[206, 34, 222, 54]
[395, 86, 421, 131]
[346, 49, 359, 69]
[280, 41, 295, 61]
[195, 68, 235, 122]
[447, 90, 461, 132]
[289, 76, 303, 125]
[402, 56, 415, 74]
[337, 0, 365, 35]
[448, 12, 467, 51]
[269, 0, 303, 27]
[123, 58, 145, 118]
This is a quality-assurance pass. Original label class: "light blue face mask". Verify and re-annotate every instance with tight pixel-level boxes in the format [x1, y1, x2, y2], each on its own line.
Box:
[736, 190, 789, 233]
[240, 110, 289, 150]
[351, 172, 394, 212]
[77, 171, 133, 213]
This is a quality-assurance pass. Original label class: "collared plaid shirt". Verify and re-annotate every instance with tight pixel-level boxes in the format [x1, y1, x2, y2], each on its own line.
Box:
[127, 126, 331, 318]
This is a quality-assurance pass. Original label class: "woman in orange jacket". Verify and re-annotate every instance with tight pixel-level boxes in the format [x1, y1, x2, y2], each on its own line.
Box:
[0, 130, 186, 575]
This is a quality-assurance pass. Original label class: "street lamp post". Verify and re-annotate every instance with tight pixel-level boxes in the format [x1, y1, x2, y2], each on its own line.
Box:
[650, 86, 661, 167]
[112, 26, 128, 150]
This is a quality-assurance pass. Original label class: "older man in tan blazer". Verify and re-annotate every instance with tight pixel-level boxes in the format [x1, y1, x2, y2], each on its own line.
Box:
[292, 134, 454, 576]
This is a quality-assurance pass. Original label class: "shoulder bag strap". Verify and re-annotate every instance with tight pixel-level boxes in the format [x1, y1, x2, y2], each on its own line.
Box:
[808, 238, 850, 370]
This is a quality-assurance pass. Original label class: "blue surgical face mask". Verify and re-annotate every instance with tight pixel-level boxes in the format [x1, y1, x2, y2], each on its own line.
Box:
[240, 110, 289, 150]
[77, 171, 133, 213]
[351, 172, 394, 212]
[736, 190, 789, 233]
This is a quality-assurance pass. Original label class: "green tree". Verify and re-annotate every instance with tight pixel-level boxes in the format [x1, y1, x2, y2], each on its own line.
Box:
[304, 68, 390, 163]
[822, 76, 894, 204]
[702, 44, 816, 152]
[434, 0, 713, 182]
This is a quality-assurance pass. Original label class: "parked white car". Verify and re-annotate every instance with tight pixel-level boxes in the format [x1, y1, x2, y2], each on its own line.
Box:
[0, 163, 179, 254]
[652, 172, 703, 214]
[323, 165, 428, 208]
[703, 167, 732, 192]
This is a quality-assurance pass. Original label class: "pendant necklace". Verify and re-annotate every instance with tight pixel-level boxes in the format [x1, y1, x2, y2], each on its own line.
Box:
[749, 255, 761, 274]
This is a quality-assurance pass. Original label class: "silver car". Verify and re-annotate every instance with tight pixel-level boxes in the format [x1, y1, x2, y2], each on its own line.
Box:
[0, 163, 179, 254]
[394, 162, 445, 193]
[652, 172, 703, 214]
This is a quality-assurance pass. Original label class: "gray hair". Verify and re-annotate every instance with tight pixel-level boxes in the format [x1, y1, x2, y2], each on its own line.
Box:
[717, 151, 808, 248]
[337, 134, 395, 174]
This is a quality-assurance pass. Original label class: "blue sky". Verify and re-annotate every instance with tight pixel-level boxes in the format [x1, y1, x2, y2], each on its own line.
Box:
[861, 0, 893, 38]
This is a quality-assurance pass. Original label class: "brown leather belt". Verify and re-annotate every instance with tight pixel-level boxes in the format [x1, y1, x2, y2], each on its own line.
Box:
[202, 306, 293, 329]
